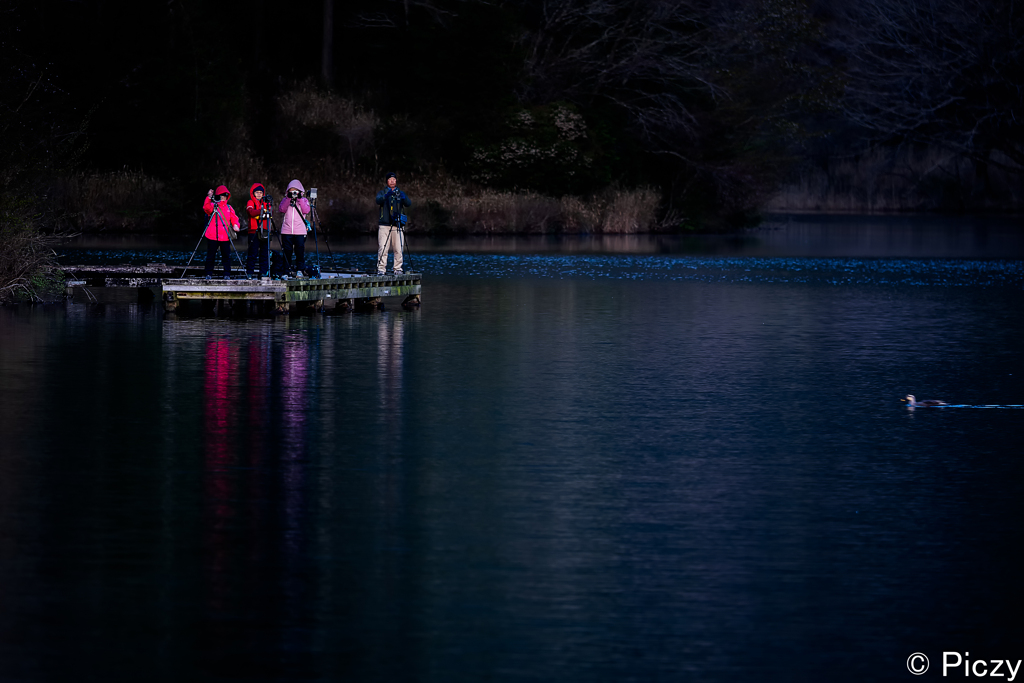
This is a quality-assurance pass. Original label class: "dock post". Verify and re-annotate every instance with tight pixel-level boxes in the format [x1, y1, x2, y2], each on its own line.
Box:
[356, 297, 384, 312]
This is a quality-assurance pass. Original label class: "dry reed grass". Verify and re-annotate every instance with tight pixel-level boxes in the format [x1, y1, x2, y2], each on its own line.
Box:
[208, 169, 663, 235]
[362, 173, 661, 234]
[766, 145, 1024, 213]
[60, 164, 663, 234]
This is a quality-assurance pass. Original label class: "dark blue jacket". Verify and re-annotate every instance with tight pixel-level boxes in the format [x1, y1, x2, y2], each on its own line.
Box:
[376, 188, 411, 226]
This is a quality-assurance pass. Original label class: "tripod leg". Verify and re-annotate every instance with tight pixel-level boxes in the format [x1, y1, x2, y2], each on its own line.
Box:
[376, 226, 390, 274]
[182, 233, 206, 277]
[226, 231, 246, 275]
[313, 207, 333, 260]
[182, 213, 216, 277]
[397, 227, 410, 272]
[262, 236, 269, 277]
[269, 217, 284, 277]
[310, 208, 322, 275]
[211, 204, 246, 276]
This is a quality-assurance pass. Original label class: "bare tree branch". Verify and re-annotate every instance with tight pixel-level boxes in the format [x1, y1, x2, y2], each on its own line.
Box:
[836, 0, 1024, 174]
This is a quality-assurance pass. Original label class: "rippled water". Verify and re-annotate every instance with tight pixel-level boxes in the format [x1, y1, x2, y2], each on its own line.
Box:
[2, 227, 1023, 682]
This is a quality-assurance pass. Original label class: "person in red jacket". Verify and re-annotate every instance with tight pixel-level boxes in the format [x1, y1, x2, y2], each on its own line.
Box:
[203, 185, 241, 280]
[244, 183, 273, 278]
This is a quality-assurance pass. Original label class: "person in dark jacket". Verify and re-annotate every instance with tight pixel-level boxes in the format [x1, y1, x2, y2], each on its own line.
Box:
[375, 172, 411, 275]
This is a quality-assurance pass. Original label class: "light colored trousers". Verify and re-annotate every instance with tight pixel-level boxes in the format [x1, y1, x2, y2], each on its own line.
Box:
[377, 224, 404, 272]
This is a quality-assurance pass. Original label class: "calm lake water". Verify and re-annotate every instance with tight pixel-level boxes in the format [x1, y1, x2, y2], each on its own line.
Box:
[2, 217, 1023, 682]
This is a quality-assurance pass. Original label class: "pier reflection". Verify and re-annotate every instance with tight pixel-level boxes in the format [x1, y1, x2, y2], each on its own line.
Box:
[375, 313, 406, 426]
[181, 319, 320, 678]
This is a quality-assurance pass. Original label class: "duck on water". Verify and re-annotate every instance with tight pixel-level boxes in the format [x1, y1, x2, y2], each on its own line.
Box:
[902, 394, 948, 408]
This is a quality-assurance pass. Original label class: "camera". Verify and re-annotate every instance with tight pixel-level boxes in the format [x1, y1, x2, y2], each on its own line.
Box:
[287, 190, 300, 199]
[309, 187, 317, 200]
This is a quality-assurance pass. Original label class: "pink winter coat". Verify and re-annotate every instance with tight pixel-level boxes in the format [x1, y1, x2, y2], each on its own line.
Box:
[203, 185, 240, 241]
[278, 179, 311, 235]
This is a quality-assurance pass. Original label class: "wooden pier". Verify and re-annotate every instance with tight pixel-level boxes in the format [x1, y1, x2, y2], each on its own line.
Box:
[163, 273, 421, 313]
[64, 265, 421, 313]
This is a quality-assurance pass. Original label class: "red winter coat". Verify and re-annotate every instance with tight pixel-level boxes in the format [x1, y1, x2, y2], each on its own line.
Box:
[245, 182, 272, 233]
[203, 185, 240, 241]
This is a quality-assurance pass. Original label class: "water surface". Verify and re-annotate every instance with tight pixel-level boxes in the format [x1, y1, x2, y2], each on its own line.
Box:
[2, 222, 1023, 682]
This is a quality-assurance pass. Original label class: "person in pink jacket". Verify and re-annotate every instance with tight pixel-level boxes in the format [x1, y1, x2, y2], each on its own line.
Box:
[278, 179, 311, 278]
[203, 185, 241, 279]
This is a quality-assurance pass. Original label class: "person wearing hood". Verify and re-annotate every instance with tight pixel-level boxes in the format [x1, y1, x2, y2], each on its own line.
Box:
[245, 182, 273, 278]
[203, 185, 241, 280]
[375, 172, 411, 275]
[278, 179, 311, 278]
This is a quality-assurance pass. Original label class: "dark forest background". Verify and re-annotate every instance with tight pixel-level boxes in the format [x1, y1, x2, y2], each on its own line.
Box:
[2, 0, 1023, 273]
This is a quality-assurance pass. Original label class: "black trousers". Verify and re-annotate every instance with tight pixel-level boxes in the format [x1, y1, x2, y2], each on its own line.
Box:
[281, 233, 306, 274]
[246, 231, 270, 276]
[204, 238, 231, 277]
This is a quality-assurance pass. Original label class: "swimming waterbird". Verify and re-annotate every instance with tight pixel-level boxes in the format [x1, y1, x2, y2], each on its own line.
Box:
[902, 394, 948, 407]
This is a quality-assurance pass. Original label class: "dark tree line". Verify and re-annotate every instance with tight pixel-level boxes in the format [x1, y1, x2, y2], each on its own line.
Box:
[3, 0, 1023, 233]
[836, 0, 1024, 174]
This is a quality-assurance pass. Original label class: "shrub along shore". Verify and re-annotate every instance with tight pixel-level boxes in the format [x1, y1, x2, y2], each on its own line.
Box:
[54, 168, 665, 236]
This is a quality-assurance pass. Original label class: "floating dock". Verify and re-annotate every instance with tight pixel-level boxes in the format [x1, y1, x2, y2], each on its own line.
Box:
[64, 265, 421, 314]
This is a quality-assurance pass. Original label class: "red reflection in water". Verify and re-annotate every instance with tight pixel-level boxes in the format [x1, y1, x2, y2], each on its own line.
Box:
[202, 336, 239, 614]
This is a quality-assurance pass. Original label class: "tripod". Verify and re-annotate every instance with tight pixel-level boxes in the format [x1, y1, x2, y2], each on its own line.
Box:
[182, 200, 245, 277]
[396, 210, 412, 272]
[247, 200, 274, 278]
[310, 203, 333, 260]
[308, 197, 333, 277]
[377, 188, 411, 273]
[213, 201, 247, 276]
[182, 210, 218, 277]
[280, 197, 312, 276]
